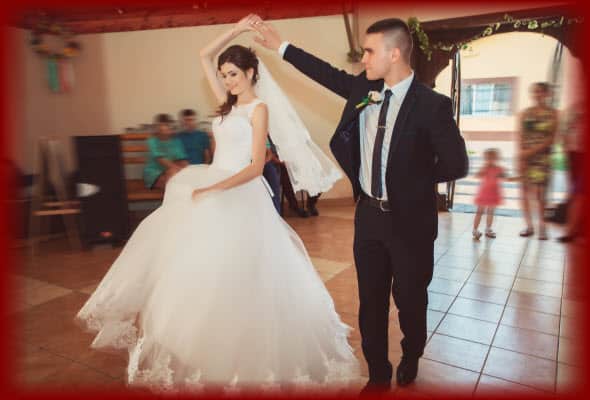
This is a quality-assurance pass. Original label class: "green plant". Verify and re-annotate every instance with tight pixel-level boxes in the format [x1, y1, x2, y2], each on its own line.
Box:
[408, 14, 584, 61]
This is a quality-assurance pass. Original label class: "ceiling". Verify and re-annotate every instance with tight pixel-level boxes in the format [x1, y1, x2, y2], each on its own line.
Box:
[14, 1, 354, 34]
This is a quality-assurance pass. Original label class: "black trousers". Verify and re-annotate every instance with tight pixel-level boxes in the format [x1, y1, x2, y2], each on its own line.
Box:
[279, 162, 321, 209]
[279, 163, 300, 209]
[353, 195, 434, 382]
[263, 161, 281, 214]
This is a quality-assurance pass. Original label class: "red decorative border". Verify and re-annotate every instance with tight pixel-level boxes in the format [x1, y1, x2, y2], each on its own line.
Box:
[1, 1, 588, 400]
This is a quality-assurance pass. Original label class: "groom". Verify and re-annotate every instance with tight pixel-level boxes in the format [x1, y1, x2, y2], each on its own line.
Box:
[252, 17, 468, 391]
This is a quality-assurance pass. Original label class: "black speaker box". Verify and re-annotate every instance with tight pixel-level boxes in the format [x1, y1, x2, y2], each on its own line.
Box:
[74, 135, 129, 247]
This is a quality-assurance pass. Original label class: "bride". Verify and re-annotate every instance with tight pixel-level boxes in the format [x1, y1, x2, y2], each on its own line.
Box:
[76, 14, 358, 392]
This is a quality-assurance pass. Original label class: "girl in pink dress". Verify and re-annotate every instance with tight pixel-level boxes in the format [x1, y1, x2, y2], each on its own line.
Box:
[473, 148, 515, 240]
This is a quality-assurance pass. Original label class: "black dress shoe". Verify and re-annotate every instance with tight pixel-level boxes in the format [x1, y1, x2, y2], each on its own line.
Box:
[289, 206, 309, 218]
[396, 357, 419, 386]
[308, 204, 319, 216]
[359, 380, 391, 396]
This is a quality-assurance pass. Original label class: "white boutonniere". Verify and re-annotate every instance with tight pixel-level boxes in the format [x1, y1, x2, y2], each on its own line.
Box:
[355, 91, 383, 109]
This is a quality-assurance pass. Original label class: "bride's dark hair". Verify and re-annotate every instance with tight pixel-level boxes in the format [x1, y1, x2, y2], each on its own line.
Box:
[216, 45, 259, 119]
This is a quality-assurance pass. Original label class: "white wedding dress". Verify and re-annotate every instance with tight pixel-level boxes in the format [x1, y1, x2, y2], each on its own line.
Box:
[76, 99, 359, 392]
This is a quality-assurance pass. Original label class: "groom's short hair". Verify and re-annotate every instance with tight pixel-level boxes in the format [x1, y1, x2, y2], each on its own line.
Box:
[366, 18, 413, 63]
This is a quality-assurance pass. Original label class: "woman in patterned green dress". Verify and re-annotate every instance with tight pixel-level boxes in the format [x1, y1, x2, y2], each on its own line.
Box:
[516, 82, 558, 240]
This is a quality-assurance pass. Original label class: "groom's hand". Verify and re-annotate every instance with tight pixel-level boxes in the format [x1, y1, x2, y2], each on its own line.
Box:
[233, 14, 258, 35]
[250, 16, 282, 51]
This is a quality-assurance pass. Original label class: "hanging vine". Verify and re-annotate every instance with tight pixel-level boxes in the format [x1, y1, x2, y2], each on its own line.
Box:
[408, 13, 584, 61]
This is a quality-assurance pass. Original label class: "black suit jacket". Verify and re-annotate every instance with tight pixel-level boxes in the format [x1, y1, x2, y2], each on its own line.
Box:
[283, 44, 468, 240]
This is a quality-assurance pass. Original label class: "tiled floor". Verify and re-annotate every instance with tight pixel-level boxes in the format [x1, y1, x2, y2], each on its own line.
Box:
[6, 204, 587, 396]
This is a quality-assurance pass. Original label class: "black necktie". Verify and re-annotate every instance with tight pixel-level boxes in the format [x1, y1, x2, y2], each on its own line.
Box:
[371, 89, 392, 198]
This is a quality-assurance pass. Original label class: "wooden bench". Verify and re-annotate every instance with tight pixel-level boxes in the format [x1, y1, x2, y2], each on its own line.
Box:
[126, 179, 164, 201]
[120, 129, 212, 205]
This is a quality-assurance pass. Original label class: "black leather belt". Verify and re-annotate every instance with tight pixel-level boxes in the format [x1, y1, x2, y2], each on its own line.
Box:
[359, 191, 391, 212]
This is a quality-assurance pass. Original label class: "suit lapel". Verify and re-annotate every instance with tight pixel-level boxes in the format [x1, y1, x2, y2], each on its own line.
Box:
[341, 79, 384, 130]
[387, 77, 417, 164]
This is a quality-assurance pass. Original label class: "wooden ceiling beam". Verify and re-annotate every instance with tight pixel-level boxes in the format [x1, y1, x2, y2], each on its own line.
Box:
[421, 4, 579, 32]
[14, 2, 353, 34]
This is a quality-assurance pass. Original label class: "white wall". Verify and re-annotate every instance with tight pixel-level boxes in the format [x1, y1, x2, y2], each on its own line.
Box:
[12, 27, 111, 173]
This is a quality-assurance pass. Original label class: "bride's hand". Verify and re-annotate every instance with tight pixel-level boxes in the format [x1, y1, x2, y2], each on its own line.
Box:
[233, 14, 257, 35]
[251, 18, 282, 51]
[191, 187, 210, 201]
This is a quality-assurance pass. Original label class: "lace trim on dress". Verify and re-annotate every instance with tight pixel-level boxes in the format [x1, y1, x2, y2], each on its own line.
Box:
[78, 309, 358, 393]
[126, 340, 359, 394]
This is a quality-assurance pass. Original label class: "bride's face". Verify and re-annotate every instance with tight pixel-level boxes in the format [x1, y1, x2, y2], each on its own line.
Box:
[219, 62, 254, 96]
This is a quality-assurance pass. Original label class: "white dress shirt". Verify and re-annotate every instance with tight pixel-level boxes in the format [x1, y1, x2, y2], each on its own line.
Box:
[358, 73, 414, 200]
[278, 42, 414, 200]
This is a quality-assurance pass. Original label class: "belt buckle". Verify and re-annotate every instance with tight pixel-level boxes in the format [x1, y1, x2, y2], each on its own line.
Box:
[378, 199, 390, 212]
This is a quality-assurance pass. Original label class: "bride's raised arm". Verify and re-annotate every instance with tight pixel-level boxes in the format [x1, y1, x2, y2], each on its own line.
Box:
[199, 15, 257, 104]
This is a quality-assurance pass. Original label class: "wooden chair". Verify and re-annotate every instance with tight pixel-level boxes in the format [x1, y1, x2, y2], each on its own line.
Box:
[28, 138, 81, 254]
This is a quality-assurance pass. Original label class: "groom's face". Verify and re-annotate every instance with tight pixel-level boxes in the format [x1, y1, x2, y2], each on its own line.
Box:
[361, 33, 396, 80]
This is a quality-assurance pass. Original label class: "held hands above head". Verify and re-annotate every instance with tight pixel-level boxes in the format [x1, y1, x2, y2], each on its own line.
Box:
[248, 15, 283, 51]
[231, 13, 276, 39]
[231, 14, 258, 35]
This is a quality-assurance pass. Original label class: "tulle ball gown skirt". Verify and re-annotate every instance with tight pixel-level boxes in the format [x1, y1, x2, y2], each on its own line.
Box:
[76, 165, 359, 392]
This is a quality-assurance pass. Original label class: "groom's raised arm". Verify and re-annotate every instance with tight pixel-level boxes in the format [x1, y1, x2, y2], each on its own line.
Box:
[251, 18, 354, 99]
[281, 43, 355, 100]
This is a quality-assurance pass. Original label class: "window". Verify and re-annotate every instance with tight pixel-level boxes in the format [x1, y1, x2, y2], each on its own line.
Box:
[460, 78, 516, 116]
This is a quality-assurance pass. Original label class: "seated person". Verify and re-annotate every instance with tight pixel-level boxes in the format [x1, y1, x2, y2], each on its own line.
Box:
[176, 109, 213, 164]
[143, 113, 188, 190]
[279, 162, 321, 218]
[262, 137, 281, 214]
